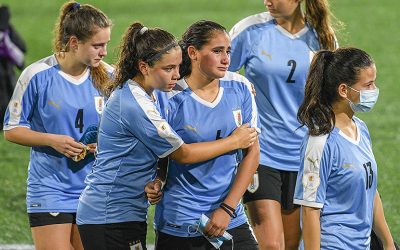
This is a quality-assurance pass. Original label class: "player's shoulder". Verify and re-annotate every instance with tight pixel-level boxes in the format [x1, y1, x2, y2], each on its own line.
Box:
[19, 55, 58, 85]
[100, 61, 114, 74]
[230, 12, 275, 40]
[220, 71, 252, 91]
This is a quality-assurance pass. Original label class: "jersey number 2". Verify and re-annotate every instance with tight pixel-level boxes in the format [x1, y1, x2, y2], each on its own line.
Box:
[286, 60, 297, 83]
[75, 109, 84, 133]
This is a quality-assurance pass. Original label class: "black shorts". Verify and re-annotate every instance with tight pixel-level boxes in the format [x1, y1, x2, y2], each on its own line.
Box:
[28, 212, 76, 227]
[156, 223, 258, 250]
[78, 221, 147, 250]
[243, 164, 299, 210]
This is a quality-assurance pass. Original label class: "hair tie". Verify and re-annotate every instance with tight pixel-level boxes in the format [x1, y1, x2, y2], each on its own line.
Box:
[69, 2, 80, 12]
[139, 27, 148, 35]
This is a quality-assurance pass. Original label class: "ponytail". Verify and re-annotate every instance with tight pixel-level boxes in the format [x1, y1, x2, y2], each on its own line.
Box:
[110, 22, 178, 95]
[298, 51, 335, 135]
[305, 0, 340, 50]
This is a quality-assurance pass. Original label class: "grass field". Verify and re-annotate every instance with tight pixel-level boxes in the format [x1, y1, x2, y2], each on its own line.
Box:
[0, 0, 399, 244]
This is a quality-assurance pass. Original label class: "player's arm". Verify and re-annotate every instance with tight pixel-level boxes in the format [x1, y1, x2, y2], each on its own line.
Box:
[169, 123, 257, 164]
[4, 127, 84, 158]
[204, 139, 260, 237]
[372, 191, 396, 250]
[145, 157, 168, 205]
[302, 206, 321, 250]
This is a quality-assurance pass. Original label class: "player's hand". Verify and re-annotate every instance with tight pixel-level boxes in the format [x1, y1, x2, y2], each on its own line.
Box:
[145, 179, 164, 205]
[231, 124, 257, 149]
[49, 134, 85, 158]
[86, 143, 97, 154]
[203, 208, 231, 238]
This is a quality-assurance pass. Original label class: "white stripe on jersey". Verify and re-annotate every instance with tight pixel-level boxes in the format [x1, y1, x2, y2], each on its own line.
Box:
[128, 81, 183, 158]
[299, 134, 329, 208]
[5, 55, 56, 129]
[229, 12, 273, 40]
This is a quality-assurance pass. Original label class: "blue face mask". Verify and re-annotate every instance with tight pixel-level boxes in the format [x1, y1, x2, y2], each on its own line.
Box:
[347, 86, 379, 112]
[188, 214, 233, 249]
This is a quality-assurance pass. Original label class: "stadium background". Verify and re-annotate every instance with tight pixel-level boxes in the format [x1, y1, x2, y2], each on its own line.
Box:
[0, 0, 398, 244]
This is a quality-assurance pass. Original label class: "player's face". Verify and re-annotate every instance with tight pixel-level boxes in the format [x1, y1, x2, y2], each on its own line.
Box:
[147, 46, 182, 92]
[264, 0, 301, 19]
[195, 31, 230, 80]
[76, 27, 111, 67]
[346, 64, 377, 103]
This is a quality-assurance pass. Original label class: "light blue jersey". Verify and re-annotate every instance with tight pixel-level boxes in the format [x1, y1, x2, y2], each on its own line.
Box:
[3, 55, 111, 213]
[229, 12, 321, 171]
[77, 81, 183, 225]
[154, 72, 260, 237]
[294, 117, 377, 249]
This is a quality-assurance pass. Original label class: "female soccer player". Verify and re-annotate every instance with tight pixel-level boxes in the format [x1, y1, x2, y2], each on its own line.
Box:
[228, 0, 338, 248]
[294, 47, 396, 250]
[76, 22, 257, 250]
[3, 1, 112, 249]
[152, 20, 260, 250]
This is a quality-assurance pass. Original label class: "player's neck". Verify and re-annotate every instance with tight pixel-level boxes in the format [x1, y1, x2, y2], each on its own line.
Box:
[56, 53, 88, 79]
[185, 74, 219, 103]
[133, 75, 154, 97]
[333, 102, 358, 140]
[275, 7, 305, 34]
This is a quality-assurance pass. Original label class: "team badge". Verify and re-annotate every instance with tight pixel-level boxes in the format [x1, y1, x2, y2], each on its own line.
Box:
[94, 96, 104, 114]
[232, 109, 242, 127]
[129, 240, 143, 250]
[302, 172, 320, 191]
[157, 121, 171, 138]
[247, 171, 259, 193]
[9, 100, 21, 116]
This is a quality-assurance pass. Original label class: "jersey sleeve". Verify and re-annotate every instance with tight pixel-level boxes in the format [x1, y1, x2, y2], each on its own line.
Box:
[122, 92, 183, 158]
[240, 77, 260, 133]
[229, 26, 253, 72]
[293, 134, 332, 208]
[3, 68, 39, 130]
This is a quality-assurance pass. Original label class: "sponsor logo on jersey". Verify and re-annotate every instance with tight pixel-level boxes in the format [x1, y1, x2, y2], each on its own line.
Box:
[95, 96, 104, 114]
[342, 163, 353, 168]
[184, 125, 197, 133]
[48, 100, 60, 109]
[232, 109, 242, 127]
[262, 50, 272, 60]
[307, 157, 319, 171]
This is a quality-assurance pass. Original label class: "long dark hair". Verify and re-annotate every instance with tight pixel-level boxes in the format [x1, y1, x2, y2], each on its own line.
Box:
[53, 1, 112, 95]
[179, 20, 226, 78]
[110, 22, 178, 95]
[305, 0, 341, 50]
[298, 47, 374, 136]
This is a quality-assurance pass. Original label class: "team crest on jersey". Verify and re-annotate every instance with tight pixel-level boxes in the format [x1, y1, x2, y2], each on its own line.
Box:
[157, 121, 172, 138]
[94, 96, 104, 114]
[247, 171, 259, 193]
[302, 172, 320, 191]
[232, 109, 242, 127]
[9, 100, 21, 116]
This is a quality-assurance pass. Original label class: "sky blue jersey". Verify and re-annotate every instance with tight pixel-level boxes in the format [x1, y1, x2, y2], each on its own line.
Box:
[229, 12, 321, 171]
[294, 117, 377, 249]
[77, 81, 183, 225]
[3, 55, 111, 213]
[154, 72, 260, 237]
